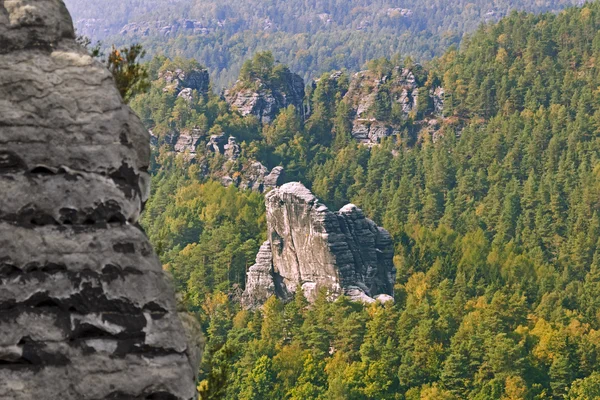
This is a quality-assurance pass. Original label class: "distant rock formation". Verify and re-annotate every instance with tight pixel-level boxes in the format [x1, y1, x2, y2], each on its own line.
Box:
[200, 134, 285, 192]
[319, 67, 444, 146]
[0, 1, 197, 398]
[243, 183, 395, 307]
[119, 19, 213, 37]
[224, 71, 305, 124]
[160, 67, 210, 97]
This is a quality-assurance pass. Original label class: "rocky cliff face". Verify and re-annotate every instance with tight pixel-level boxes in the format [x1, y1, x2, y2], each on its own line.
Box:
[0, 1, 197, 398]
[224, 71, 305, 124]
[243, 183, 395, 307]
[320, 67, 444, 146]
[160, 67, 210, 98]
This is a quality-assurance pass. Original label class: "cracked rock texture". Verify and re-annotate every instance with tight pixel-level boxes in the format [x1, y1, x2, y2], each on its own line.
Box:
[243, 182, 395, 306]
[0, 1, 197, 399]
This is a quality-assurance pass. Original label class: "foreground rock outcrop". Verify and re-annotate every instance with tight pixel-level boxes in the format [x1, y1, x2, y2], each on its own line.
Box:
[0, 1, 197, 398]
[243, 183, 395, 307]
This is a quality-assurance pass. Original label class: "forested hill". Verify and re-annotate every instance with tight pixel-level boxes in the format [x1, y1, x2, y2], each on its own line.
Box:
[137, 2, 600, 398]
[63, 0, 580, 88]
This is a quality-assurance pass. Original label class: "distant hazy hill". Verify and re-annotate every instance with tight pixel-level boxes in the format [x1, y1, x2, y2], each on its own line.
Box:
[63, 0, 581, 88]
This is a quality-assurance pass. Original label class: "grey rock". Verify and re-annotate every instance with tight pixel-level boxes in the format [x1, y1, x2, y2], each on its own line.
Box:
[399, 88, 419, 115]
[239, 162, 285, 193]
[178, 87, 194, 102]
[224, 71, 305, 124]
[241, 241, 277, 308]
[224, 136, 241, 160]
[174, 132, 201, 154]
[0, 1, 197, 399]
[352, 120, 393, 145]
[206, 133, 227, 154]
[243, 183, 395, 305]
[221, 175, 235, 187]
[343, 66, 445, 146]
[264, 166, 285, 189]
[239, 161, 269, 191]
[160, 67, 210, 96]
[432, 86, 444, 116]
[375, 294, 395, 304]
[200, 134, 284, 193]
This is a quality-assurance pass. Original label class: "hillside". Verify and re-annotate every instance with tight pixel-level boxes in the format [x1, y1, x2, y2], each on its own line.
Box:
[135, 2, 600, 398]
[63, 0, 581, 88]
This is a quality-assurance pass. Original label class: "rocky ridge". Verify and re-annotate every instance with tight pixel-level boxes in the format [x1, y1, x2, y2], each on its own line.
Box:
[224, 70, 305, 124]
[119, 19, 214, 37]
[320, 67, 445, 146]
[159, 66, 210, 98]
[243, 182, 395, 307]
[0, 1, 197, 398]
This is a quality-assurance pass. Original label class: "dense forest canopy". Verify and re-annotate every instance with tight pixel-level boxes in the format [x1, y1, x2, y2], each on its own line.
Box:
[92, 0, 600, 398]
[63, 0, 581, 88]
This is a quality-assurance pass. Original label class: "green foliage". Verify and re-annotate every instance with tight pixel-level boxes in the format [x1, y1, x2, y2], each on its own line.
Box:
[65, 0, 580, 89]
[106, 44, 150, 102]
[568, 372, 600, 400]
[240, 51, 276, 84]
[133, 2, 600, 398]
[141, 160, 266, 313]
[78, 37, 150, 102]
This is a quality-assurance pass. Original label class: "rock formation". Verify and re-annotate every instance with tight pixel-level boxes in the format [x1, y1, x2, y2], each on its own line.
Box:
[0, 1, 197, 398]
[160, 66, 210, 97]
[242, 183, 395, 307]
[174, 131, 203, 154]
[224, 70, 305, 124]
[201, 135, 285, 192]
[328, 66, 444, 146]
[119, 19, 213, 38]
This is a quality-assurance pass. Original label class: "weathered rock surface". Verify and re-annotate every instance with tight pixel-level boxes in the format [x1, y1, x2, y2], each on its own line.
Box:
[243, 183, 395, 306]
[205, 133, 228, 154]
[160, 67, 210, 97]
[351, 120, 395, 147]
[0, 1, 197, 398]
[224, 136, 241, 160]
[174, 132, 202, 154]
[224, 71, 305, 124]
[242, 242, 277, 309]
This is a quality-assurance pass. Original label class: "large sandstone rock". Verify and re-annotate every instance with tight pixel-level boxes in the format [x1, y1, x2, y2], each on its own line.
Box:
[0, 1, 197, 399]
[224, 71, 305, 124]
[243, 183, 395, 306]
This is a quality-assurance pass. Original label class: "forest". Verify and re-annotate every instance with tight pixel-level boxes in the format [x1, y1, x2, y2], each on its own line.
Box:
[63, 0, 580, 88]
[116, 1, 600, 399]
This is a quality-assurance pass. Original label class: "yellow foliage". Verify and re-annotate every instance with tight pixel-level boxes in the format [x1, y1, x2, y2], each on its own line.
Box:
[419, 383, 457, 399]
[496, 47, 509, 65]
[503, 376, 527, 400]
[530, 318, 557, 363]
